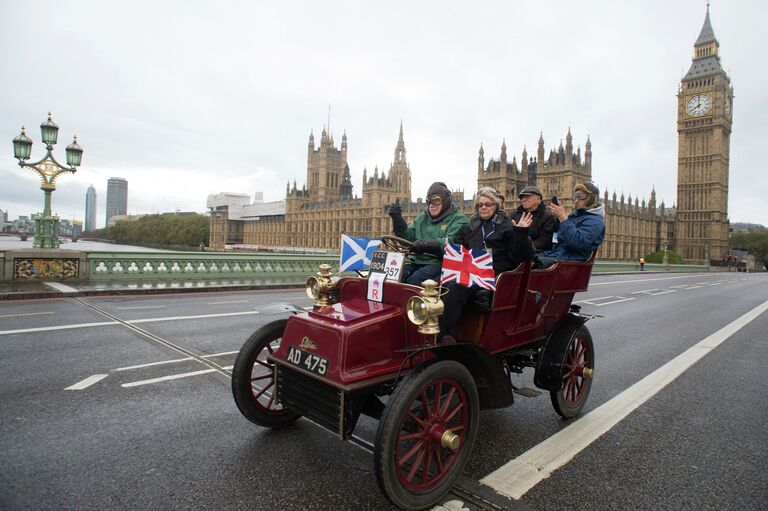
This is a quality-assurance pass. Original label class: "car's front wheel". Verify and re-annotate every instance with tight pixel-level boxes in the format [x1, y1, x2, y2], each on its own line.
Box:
[232, 319, 300, 427]
[374, 360, 479, 510]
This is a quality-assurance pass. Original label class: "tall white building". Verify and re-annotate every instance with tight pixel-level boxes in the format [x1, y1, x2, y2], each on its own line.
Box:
[85, 185, 97, 232]
[105, 177, 128, 227]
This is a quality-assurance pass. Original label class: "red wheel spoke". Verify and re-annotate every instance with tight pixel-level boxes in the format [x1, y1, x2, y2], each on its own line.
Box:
[406, 411, 427, 428]
[432, 446, 444, 473]
[250, 373, 272, 382]
[420, 390, 433, 419]
[406, 449, 426, 482]
[254, 380, 273, 400]
[439, 387, 457, 416]
[433, 383, 444, 416]
[256, 359, 272, 370]
[444, 401, 464, 423]
[399, 431, 423, 441]
[447, 424, 465, 433]
[266, 391, 275, 409]
[423, 446, 433, 483]
[399, 440, 424, 467]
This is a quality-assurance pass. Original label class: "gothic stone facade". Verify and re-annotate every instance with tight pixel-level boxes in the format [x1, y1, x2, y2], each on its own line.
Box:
[209, 9, 730, 263]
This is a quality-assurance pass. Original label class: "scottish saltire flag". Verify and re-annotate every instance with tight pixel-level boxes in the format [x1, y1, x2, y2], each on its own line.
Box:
[340, 235, 382, 272]
[440, 241, 496, 290]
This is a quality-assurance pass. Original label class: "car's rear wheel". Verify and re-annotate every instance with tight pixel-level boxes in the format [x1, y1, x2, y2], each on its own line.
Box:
[232, 319, 300, 427]
[550, 325, 594, 418]
[374, 360, 479, 510]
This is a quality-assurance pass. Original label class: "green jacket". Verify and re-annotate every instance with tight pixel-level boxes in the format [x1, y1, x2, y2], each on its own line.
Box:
[396, 204, 469, 266]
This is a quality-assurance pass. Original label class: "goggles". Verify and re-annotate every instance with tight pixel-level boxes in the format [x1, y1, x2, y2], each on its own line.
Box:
[428, 196, 443, 206]
[573, 191, 588, 200]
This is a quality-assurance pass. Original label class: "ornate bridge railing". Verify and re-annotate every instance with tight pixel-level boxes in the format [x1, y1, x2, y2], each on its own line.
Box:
[86, 251, 339, 280]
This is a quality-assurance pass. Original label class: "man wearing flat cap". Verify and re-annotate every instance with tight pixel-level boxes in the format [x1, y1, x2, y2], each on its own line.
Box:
[540, 182, 605, 262]
[511, 185, 558, 252]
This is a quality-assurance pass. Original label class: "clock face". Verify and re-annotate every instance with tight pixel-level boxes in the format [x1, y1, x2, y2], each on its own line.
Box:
[686, 93, 712, 117]
[725, 95, 732, 118]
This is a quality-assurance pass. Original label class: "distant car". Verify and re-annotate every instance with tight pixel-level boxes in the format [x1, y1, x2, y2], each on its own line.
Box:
[232, 236, 598, 510]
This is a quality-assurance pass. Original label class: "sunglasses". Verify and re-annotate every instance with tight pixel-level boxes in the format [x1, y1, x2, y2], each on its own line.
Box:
[428, 197, 443, 206]
[476, 201, 495, 208]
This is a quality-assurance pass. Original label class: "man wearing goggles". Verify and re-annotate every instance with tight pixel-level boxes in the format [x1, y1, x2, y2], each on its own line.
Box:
[388, 181, 468, 285]
[538, 182, 605, 263]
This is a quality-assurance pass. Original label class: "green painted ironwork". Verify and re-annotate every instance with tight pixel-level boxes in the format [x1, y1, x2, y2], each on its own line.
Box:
[87, 251, 339, 280]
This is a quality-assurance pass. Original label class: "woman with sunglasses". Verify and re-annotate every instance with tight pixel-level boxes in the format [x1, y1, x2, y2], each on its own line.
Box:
[438, 187, 534, 340]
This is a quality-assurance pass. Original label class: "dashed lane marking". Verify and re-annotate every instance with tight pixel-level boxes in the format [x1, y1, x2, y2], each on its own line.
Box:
[65, 374, 108, 390]
[481, 299, 768, 500]
[0, 310, 261, 336]
[115, 305, 167, 310]
[207, 300, 249, 305]
[122, 365, 234, 387]
[630, 289, 677, 296]
[574, 296, 635, 306]
[114, 350, 239, 371]
[0, 311, 55, 318]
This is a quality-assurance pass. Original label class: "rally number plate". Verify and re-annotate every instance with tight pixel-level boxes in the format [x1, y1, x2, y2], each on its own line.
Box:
[286, 346, 328, 375]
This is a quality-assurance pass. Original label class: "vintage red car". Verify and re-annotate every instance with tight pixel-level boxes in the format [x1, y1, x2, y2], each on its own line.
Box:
[232, 237, 597, 510]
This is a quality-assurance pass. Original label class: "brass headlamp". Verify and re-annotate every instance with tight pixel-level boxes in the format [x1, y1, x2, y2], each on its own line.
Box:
[306, 264, 336, 307]
[406, 279, 444, 335]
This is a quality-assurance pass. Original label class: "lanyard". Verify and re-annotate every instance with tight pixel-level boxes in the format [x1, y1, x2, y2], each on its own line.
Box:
[480, 220, 495, 250]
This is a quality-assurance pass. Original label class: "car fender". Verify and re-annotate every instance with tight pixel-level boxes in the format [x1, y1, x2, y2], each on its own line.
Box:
[534, 313, 589, 391]
[425, 344, 513, 410]
[255, 302, 307, 315]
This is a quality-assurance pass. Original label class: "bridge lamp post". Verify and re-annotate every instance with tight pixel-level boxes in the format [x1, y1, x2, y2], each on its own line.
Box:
[12, 113, 83, 249]
[661, 239, 669, 270]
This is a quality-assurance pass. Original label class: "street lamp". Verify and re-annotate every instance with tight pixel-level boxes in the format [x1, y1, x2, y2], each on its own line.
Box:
[661, 239, 669, 271]
[12, 113, 83, 249]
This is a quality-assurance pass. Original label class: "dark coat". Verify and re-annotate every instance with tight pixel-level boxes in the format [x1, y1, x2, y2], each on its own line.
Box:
[511, 202, 558, 252]
[454, 210, 533, 275]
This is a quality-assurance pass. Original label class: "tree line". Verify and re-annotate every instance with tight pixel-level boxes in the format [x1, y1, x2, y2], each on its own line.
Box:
[729, 229, 768, 263]
[86, 214, 209, 248]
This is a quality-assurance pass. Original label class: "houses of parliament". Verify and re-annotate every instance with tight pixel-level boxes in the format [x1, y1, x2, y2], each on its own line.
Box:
[209, 7, 732, 263]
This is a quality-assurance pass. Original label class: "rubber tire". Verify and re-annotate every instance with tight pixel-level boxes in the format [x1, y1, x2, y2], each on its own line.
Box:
[550, 324, 594, 419]
[374, 360, 479, 511]
[232, 319, 300, 427]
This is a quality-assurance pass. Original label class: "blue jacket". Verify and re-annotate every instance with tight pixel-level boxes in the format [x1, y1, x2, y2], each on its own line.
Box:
[542, 204, 605, 261]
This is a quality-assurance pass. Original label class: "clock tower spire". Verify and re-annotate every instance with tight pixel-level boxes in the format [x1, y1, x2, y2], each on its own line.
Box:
[675, 3, 733, 263]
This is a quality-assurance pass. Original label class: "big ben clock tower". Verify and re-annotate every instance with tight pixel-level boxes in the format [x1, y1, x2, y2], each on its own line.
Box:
[676, 4, 733, 262]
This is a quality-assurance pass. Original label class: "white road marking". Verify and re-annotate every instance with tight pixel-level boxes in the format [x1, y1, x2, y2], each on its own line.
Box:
[589, 274, 715, 286]
[45, 282, 79, 293]
[114, 350, 239, 371]
[593, 296, 635, 306]
[0, 310, 261, 336]
[0, 321, 118, 336]
[115, 305, 167, 310]
[0, 311, 55, 318]
[631, 289, 677, 296]
[122, 369, 218, 387]
[481, 299, 768, 500]
[574, 296, 634, 306]
[207, 300, 249, 305]
[65, 374, 108, 390]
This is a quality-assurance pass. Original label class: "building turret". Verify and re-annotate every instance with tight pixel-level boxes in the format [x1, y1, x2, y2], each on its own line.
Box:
[478, 143, 485, 175]
[340, 163, 353, 200]
[537, 132, 545, 164]
[585, 135, 592, 171]
[565, 127, 573, 160]
[500, 139, 507, 169]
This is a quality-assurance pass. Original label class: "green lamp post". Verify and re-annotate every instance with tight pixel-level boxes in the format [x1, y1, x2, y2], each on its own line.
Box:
[12, 113, 83, 249]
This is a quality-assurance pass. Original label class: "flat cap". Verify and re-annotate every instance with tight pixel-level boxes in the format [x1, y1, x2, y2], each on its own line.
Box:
[518, 185, 543, 198]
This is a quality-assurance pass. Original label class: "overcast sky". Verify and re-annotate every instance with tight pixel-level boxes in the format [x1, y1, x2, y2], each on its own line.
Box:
[1, 0, 765, 228]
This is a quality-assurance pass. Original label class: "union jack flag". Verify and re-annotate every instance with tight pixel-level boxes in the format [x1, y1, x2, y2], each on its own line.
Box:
[440, 241, 496, 291]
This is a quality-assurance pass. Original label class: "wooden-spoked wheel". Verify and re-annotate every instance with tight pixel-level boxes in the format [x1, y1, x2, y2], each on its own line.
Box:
[380, 235, 413, 253]
[374, 360, 479, 510]
[231, 319, 300, 427]
[550, 324, 594, 419]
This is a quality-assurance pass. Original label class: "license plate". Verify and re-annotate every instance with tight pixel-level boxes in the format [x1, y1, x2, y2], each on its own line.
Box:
[286, 346, 328, 375]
